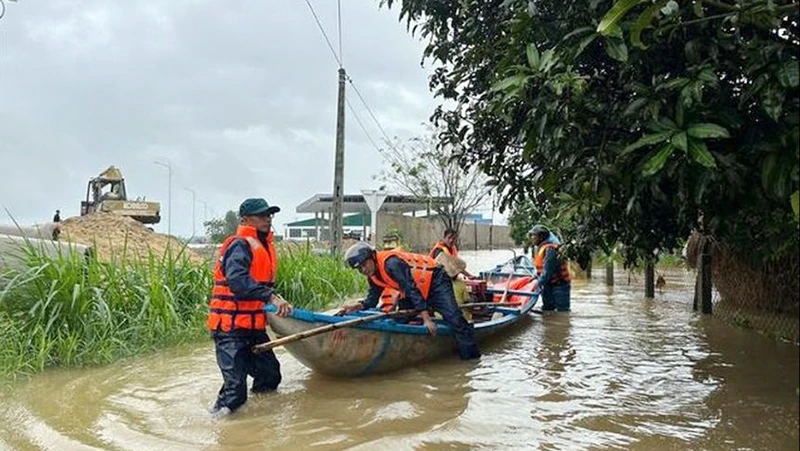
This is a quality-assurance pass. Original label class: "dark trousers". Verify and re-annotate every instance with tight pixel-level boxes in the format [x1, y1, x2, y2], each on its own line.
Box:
[541, 283, 571, 312]
[400, 271, 481, 360]
[212, 331, 282, 412]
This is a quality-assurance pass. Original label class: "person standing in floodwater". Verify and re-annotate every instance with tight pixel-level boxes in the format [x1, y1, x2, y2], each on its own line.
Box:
[529, 224, 571, 312]
[207, 198, 293, 417]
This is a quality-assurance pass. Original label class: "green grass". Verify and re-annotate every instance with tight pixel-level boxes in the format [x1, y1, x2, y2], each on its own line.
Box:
[0, 240, 366, 383]
[657, 252, 685, 267]
[276, 247, 367, 310]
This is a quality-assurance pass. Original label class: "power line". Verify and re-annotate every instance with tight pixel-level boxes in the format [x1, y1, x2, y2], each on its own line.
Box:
[346, 98, 381, 152]
[347, 76, 395, 146]
[303, 0, 342, 67]
[301, 0, 398, 153]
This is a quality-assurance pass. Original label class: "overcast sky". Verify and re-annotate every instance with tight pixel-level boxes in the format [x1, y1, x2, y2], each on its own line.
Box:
[0, 0, 479, 237]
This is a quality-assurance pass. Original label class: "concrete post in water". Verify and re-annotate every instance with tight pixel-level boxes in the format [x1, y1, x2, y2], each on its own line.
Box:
[473, 219, 478, 251]
[330, 67, 346, 256]
[605, 261, 614, 286]
[645, 260, 655, 298]
[701, 241, 713, 314]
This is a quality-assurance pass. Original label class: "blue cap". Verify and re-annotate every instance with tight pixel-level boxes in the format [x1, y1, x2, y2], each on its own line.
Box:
[527, 224, 550, 237]
[239, 198, 280, 217]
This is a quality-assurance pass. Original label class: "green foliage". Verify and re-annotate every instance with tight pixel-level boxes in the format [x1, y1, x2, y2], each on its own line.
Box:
[507, 200, 545, 247]
[0, 240, 366, 383]
[276, 247, 368, 311]
[383, 0, 799, 266]
[657, 252, 684, 267]
[203, 210, 238, 243]
[0, 241, 211, 383]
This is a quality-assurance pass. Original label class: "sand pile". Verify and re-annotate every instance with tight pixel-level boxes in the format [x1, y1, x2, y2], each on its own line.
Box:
[59, 213, 206, 264]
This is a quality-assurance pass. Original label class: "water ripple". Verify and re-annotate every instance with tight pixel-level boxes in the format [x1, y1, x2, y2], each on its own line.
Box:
[1, 264, 797, 450]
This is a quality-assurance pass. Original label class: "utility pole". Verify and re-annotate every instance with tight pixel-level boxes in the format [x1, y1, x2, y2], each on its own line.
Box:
[331, 67, 346, 255]
[154, 160, 172, 237]
[185, 188, 196, 237]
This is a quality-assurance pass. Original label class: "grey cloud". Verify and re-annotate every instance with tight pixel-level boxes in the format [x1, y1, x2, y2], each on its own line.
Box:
[0, 0, 436, 236]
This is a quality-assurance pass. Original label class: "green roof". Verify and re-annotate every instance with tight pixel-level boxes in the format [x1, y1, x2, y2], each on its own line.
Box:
[285, 217, 328, 227]
[286, 213, 370, 227]
[343, 213, 370, 226]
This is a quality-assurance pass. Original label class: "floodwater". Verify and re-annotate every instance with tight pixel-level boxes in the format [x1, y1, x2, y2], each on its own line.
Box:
[1, 250, 797, 450]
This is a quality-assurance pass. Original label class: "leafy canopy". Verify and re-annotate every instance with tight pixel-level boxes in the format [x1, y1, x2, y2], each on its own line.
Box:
[382, 0, 799, 265]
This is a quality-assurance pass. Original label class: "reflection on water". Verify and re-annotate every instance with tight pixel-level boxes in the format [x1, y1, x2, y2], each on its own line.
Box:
[1, 250, 797, 450]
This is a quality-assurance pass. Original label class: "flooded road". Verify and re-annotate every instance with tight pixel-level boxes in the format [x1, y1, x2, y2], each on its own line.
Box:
[1, 250, 797, 450]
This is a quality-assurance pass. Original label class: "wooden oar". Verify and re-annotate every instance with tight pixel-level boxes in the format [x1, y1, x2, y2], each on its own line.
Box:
[498, 274, 513, 304]
[253, 309, 416, 354]
[460, 302, 523, 308]
[485, 288, 538, 298]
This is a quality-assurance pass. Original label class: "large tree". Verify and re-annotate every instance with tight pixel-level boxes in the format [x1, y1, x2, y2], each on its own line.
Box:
[377, 128, 493, 234]
[383, 0, 799, 267]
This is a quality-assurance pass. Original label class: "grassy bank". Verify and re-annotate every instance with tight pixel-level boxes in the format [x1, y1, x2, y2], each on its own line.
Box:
[0, 241, 365, 383]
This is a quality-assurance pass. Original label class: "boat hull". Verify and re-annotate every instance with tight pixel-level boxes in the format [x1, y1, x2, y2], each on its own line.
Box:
[267, 255, 540, 377]
[268, 315, 457, 376]
[268, 295, 537, 377]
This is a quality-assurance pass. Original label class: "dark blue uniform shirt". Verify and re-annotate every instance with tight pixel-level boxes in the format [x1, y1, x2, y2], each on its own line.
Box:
[221, 233, 275, 302]
[361, 256, 428, 311]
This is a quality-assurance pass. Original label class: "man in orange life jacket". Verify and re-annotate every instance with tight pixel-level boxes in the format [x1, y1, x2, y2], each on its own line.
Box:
[207, 198, 293, 417]
[429, 228, 476, 279]
[528, 224, 571, 312]
[337, 242, 481, 360]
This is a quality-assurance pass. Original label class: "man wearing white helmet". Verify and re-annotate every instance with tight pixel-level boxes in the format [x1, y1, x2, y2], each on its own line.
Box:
[338, 241, 480, 360]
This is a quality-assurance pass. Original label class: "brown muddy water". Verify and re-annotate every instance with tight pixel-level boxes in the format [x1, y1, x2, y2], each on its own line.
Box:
[0, 250, 797, 450]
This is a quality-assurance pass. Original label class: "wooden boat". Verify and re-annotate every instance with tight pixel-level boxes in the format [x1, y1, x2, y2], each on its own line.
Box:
[267, 256, 540, 377]
[478, 254, 539, 306]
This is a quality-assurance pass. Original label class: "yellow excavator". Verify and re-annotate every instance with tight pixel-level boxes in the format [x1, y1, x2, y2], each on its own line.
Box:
[80, 166, 161, 224]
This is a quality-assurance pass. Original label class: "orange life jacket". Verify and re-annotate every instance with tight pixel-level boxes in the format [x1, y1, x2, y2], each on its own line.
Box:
[534, 243, 571, 285]
[429, 240, 458, 259]
[379, 288, 401, 312]
[207, 225, 277, 332]
[370, 250, 437, 300]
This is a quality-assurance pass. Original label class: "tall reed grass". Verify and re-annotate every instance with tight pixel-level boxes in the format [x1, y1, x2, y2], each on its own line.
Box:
[0, 239, 365, 383]
[276, 247, 367, 310]
[0, 238, 210, 383]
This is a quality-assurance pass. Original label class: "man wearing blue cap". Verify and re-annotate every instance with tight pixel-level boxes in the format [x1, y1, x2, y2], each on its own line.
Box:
[207, 198, 293, 417]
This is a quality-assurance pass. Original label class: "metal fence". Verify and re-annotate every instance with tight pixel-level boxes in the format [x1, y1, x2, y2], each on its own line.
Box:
[712, 290, 799, 344]
[709, 243, 799, 344]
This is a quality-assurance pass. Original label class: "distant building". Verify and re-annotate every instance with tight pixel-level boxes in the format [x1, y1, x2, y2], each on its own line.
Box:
[462, 213, 493, 225]
[285, 192, 510, 250]
[284, 213, 370, 241]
